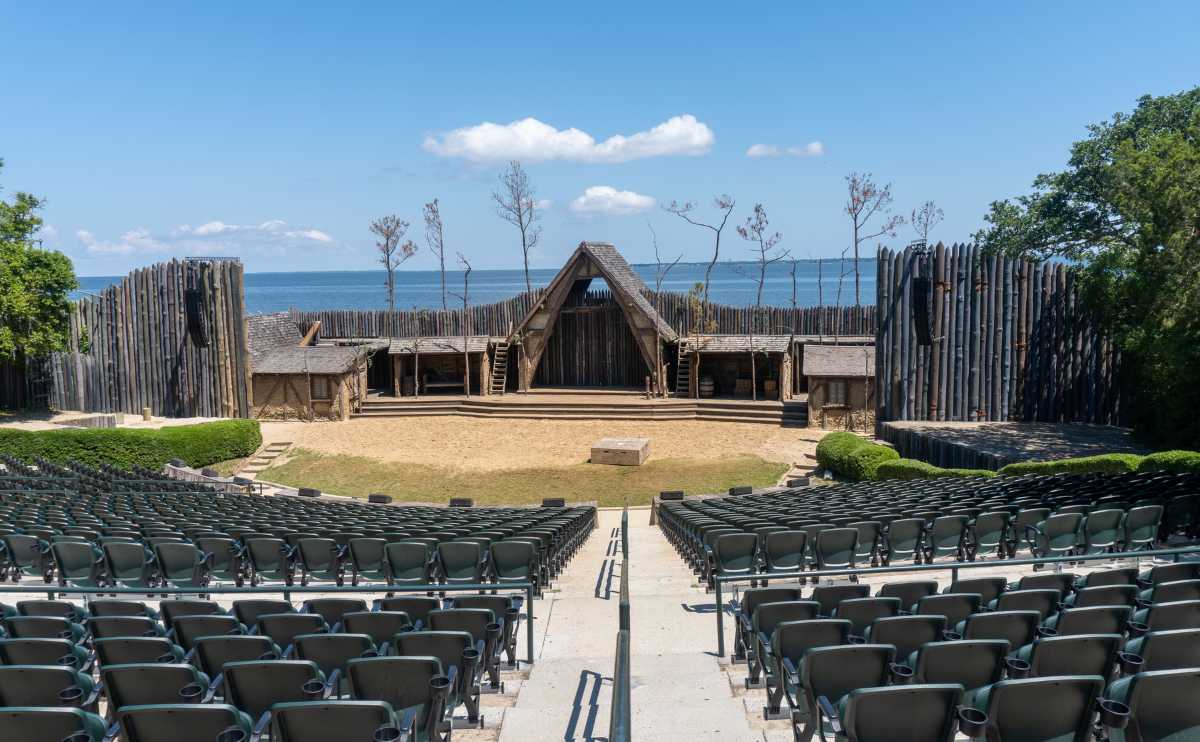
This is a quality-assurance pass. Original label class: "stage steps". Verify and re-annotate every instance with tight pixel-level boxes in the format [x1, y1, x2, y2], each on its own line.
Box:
[354, 396, 808, 425]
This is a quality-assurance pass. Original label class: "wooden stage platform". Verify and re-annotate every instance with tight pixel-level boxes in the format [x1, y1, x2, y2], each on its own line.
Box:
[879, 420, 1151, 470]
[355, 387, 808, 426]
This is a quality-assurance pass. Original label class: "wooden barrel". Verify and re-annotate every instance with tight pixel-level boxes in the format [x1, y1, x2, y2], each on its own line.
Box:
[699, 377, 715, 398]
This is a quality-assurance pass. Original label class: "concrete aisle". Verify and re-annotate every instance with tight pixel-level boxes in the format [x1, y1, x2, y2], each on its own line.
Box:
[500, 508, 763, 742]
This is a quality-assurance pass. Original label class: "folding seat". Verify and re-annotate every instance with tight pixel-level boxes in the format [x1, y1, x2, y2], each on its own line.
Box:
[257, 613, 329, 654]
[762, 530, 806, 576]
[877, 580, 937, 611]
[1123, 628, 1200, 672]
[970, 676, 1105, 742]
[0, 664, 100, 710]
[346, 656, 455, 739]
[1044, 605, 1132, 637]
[1009, 634, 1121, 679]
[763, 619, 852, 716]
[395, 631, 483, 724]
[817, 683, 971, 742]
[881, 518, 924, 565]
[3, 614, 87, 642]
[267, 700, 409, 742]
[232, 599, 295, 629]
[158, 599, 226, 633]
[811, 584, 871, 618]
[1123, 505, 1163, 551]
[813, 528, 859, 575]
[1078, 508, 1126, 554]
[0, 707, 108, 742]
[244, 537, 296, 586]
[113, 703, 254, 742]
[103, 541, 158, 589]
[377, 595, 441, 629]
[155, 542, 211, 589]
[991, 589, 1061, 619]
[51, 540, 106, 588]
[743, 600, 820, 687]
[1130, 599, 1200, 633]
[847, 522, 881, 567]
[437, 541, 487, 586]
[449, 594, 523, 668]
[89, 615, 165, 640]
[223, 659, 334, 730]
[1101, 667, 1200, 742]
[786, 644, 896, 742]
[946, 577, 1007, 605]
[1013, 572, 1077, 596]
[386, 541, 437, 586]
[490, 540, 541, 595]
[293, 632, 379, 688]
[1076, 567, 1138, 590]
[832, 597, 900, 641]
[923, 516, 968, 562]
[912, 593, 983, 633]
[732, 587, 804, 662]
[1138, 578, 1200, 606]
[864, 615, 946, 660]
[709, 532, 759, 588]
[968, 511, 1010, 560]
[1063, 584, 1137, 608]
[16, 599, 87, 622]
[341, 611, 412, 647]
[303, 597, 368, 628]
[171, 614, 246, 651]
[194, 536, 245, 586]
[297, 537, 347, 586]
[100, 662, 210, 709]
[94, 636, 185, 666]
[1137, 561, 1200, 588]
[88, 598, 158, 619]
[955, 611, 1040, 649]
[347, 537, 389, 586]
[192, 635, 283, 681]
[427, 609, 503, 691]
[909, 640, 1008, 703]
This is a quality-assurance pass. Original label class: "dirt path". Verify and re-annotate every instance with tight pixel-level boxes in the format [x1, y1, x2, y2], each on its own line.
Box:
[260, 417, 825, 471]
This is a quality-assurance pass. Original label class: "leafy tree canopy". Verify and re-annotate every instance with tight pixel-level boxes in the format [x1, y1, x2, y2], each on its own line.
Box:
[975, 88, 1200, 447]
[0, 158, 78, 361]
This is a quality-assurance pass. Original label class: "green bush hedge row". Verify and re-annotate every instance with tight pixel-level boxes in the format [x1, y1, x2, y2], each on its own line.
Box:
[0, 420, 262, 471]
[1136, 450, 1200, 473]
[815, 431, 899, 481]
[874, 459, 997, 480]
[998, 453, 1147, 477]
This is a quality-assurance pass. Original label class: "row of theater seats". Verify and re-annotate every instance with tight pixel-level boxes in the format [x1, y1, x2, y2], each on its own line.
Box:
[660, 471, 1199, 587]
[729, 562, 1200, 741]
[0, 458, 595, 596]
[0, 593, 522, 741]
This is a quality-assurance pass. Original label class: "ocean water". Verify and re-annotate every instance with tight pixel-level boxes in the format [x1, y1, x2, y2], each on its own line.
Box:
[75, 260, 877, 314]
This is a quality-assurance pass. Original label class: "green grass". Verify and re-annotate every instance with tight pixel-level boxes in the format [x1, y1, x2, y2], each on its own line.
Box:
[209, 458, 247, 477]
[261, 448, 789, 507]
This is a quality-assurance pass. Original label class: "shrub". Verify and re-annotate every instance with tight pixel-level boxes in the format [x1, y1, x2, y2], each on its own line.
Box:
[998, 453, 1145, 477]
[875, 459, 996, 480]
[0, 420, 261, 470]
[815, 431, 866, 474]
[845, 444, 900, 481]
[1137, 450, 1200, 473]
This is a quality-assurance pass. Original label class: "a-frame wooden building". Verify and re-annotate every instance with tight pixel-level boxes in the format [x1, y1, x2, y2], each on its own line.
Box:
[509, 242, 677, 393]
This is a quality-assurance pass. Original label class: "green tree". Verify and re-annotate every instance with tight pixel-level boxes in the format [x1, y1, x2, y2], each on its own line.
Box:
[0, 158, 78, 363]
[975, 88, 1200, 447]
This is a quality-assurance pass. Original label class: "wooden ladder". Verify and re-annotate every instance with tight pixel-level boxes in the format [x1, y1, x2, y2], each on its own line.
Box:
[675, 340, 691, 397]
[490, 342, 510, 395]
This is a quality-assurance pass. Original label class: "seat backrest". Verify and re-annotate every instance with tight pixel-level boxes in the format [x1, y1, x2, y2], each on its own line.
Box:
[94, 637, 181, 667]
[1079, 567, 1137, 588]
[833, 597, 901, 636]
[1072, 585, 1136, 608]
[437, 541, 482, 576]
[88, 615, 159, 639]
[1028, 634, 1121, 678]
[491, 541, 535, 576]
[962, 611, 1040, 648]
[17, 600, 83, 621]
[294, 633, 376, 676]
[232, 599, 294, 628]
[347, 655, 442, 711]
[913, 640, 1008, 690]
[224, 659, 323, 718]
[865, 615, 946, 660]
[101, 662, 207, 709]
[975, 676, 1104, 742]
[1127, 628, 1200, 672]
[1113, 668, 1200, 741]
[1055, 606, 1132, 636]
[915, 593, 982, 626]
[158, 599, 223, 631]
[1140, 562, 1199, 587]
[800, 644, 894, 706]
[815, 528, 858, 566]
[0, 665, 91, 707]
[738, 587, 803, 619]
[172, 614, 243, 650]
[811, 584, 871, 616]
[304, 598, 368, 627]
[270, 700, 396, 742]
[193, 635, 279, 678]
[117, 703, 250, 742]
[1017, 572, 1076, 594]
[752, 601, 820, 637]
[342, 612, 411, 646]
[842, 684, 964, 742]
[0, 707, 106, 742]
[947, 577, 1006, 605]
[1140, 599, 1200, 632]
[765, 531, 806, 570]
[878, 581, 938, 607]
[995, 589, 1060, 619]
[377, 596, 440, 626]
[714, 533, 758, 571]
[772, 619, 852, 663]
[0, 638, 83, 668]
[428, 608, 495, 642]
[395, 631, 471, 678]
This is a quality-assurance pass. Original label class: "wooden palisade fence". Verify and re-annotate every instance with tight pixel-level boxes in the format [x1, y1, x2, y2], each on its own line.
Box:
[47, 259, 251, 418]
[875, 242, 1122, 427]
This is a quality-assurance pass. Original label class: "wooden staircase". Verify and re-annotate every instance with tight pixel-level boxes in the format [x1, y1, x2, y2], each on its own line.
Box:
[490, 342, 510, 395]
[674, 341, 691, 397]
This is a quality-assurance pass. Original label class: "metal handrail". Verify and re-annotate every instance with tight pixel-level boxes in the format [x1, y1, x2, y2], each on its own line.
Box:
[710, 545, 1198, 657]
[0, 580, 537, 663]
[610, 507, 632, 741]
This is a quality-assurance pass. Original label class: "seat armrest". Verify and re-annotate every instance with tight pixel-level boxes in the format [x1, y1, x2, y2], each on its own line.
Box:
[816, 695, 842, 734]
[251, 710, 272, 742]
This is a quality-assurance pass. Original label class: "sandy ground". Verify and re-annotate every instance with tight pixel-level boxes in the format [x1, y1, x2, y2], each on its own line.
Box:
[0, 411, 221, 431]
[260, 417, 826, 471]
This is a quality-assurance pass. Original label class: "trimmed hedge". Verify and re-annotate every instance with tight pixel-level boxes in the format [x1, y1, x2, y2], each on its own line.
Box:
[815, 431, 899, 482]
[1137, 450, 1200, 473]
[875, 458, 996, 480]
[998, 453, 1145, 477]
[0, 420, 261, 471]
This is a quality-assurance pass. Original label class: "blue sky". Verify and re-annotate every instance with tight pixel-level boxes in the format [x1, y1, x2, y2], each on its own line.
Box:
[3, 2, 1197, 276]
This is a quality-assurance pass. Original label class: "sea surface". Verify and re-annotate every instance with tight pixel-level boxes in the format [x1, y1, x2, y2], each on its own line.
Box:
[75, 260, 877, 314]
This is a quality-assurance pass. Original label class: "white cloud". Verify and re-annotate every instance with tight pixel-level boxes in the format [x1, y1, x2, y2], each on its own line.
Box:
[77, 219, 335, 257]
[745, 141, 825, 158]
[37, 224, 59, 242]
[534, 199, 554, 211]
[423, 114, 715, 164]
[569, 186, 656, 216]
